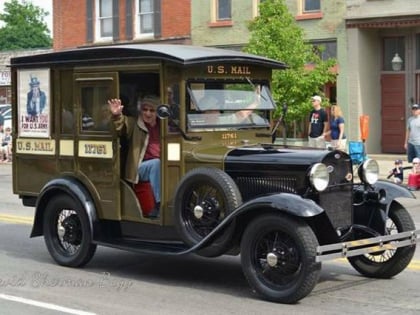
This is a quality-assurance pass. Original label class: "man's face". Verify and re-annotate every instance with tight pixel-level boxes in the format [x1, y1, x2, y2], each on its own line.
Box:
[141, 103, 157, 125]
[32, 85, 40, 95]
[312, 99, 320, 109]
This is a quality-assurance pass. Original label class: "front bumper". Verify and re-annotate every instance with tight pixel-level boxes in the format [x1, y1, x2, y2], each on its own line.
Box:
[316, 229, 420, 262]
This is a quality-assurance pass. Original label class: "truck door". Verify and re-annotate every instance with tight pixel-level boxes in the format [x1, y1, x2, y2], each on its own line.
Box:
[74, 72, 121, 220]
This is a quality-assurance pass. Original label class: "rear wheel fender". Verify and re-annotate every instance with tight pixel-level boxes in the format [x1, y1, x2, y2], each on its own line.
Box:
[31, 177, 98, 239]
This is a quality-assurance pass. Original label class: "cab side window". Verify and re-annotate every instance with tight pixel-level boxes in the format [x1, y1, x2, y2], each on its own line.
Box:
[80, 86, 111, 132]
[75, 72, 117, 134]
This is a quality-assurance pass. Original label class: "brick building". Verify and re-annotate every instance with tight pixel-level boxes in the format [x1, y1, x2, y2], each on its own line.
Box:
[53, 0, 191, 50]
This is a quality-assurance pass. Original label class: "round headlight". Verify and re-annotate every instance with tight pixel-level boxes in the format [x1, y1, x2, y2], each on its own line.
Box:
[309, 163, 329, 192]
[358, 159, 379, 185]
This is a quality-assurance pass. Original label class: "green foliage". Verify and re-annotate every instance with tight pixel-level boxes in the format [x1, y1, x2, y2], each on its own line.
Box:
[244, 0, 336, 124]
[0, 0, 52, 51]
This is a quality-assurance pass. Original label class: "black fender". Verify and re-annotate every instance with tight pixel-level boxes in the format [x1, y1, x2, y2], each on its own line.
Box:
[231, 193, 324, 218]
[374, 179, 415, 210]
[186, 193, 324, 252]
[352, 180, 415, 235]
[30, 177, 99, 240]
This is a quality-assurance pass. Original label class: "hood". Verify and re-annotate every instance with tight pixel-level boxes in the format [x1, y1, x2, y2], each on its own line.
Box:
[225, 145, 331, 172]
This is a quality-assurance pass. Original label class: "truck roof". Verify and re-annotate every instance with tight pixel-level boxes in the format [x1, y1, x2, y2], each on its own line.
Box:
[10, 44, 287, 69]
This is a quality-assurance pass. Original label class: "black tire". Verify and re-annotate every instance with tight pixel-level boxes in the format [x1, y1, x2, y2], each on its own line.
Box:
[240, 214, 321, 304]
[43, 194, 97, 267]
[174, 167, 242, 257]
[348, 206, 416, 278]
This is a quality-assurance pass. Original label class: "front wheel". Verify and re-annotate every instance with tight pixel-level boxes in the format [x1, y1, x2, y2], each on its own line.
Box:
[174, 167, 242, 257]
[348, 205, 416, 278]
[240, 214, 321, 304]
[43, 194, 97, 267]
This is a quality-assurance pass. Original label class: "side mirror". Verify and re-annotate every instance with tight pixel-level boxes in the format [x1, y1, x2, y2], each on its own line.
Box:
[157, 104, 172, 119]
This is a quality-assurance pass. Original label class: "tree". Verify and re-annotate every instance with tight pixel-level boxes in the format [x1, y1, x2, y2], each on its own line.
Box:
[244, 0, 336, 134]
[0, 0, 52, 51]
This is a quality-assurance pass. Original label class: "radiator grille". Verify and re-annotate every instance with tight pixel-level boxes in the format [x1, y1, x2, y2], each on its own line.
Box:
[235, 176, 297, 201]
[319, 185, 352, 229]
[319, 153, 353, 229]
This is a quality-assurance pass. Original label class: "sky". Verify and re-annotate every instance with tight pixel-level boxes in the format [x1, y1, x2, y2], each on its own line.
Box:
[0, 0, 53, 32]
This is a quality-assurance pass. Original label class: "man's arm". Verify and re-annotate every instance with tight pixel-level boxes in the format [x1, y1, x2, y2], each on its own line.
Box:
[404, 127, 410, 150]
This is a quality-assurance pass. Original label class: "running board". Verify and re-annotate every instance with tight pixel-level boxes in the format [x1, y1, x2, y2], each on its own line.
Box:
[316, 229, 420, 262]
[95, 238, 191, 256]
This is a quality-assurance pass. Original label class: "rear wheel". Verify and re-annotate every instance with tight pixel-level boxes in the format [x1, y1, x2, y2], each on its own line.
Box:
[240, 214, 321, 304]
[348, 206, 416, 278]
[43, 194, 97, 267]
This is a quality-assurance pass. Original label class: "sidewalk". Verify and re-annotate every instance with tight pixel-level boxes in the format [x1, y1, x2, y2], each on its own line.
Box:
[368, 153, 406, 181]
[369, 154, 419, 186]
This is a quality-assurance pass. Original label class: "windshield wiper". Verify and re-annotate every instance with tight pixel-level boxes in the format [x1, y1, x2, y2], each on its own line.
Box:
[245, 77, 267, 102]
[255, 102, 288, 143]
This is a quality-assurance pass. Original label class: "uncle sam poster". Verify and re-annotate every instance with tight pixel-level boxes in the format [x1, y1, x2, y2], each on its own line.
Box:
[17, 69, 50, 138]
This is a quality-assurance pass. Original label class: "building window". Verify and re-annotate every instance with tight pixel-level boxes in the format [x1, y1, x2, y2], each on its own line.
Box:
[313, 40, 337, 60]
[383, 37, 405, 71]
[303, 0, 320, 12]
[209, 0, 233, 27]
[217, 0, 231, 20]
[95, 0, 113, 41]
[296, 0, 322, 20]
[135, 0, 154, 37]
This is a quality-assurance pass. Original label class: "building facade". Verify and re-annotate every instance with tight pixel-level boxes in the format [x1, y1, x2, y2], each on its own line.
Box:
[52, 0, 191, 50]
[345, 0, 420, 153]
[3, 0, 417, 153]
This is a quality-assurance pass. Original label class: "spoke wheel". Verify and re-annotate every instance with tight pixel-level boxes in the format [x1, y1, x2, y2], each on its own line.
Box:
[174, 167, 242, 257]
[348, 205, 416, 278]
[241, 214, 321, 304]
[43, 194, 97, 267]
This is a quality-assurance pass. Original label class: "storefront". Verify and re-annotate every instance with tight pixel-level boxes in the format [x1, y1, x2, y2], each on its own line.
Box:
[346, 14, 420, 154]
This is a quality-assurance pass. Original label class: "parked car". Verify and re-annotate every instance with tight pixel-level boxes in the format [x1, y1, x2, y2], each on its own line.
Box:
[10, 44, 420, 304]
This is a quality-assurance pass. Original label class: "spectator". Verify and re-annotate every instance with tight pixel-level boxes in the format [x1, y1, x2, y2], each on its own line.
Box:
[1, 127, 12, 162]
[97, 104, 111, 131]
[412, 157, 420, 174]
[108, 95, 161, 218]
[308, 95, 328, 148]
[404, 103, 420, 162]
[389, 159, 404, 184]
[82, 111, 94, 130]
[327, 105, 347, 151]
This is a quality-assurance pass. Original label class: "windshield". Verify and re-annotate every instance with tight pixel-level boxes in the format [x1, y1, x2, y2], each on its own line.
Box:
[187, 81, 275, 131]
